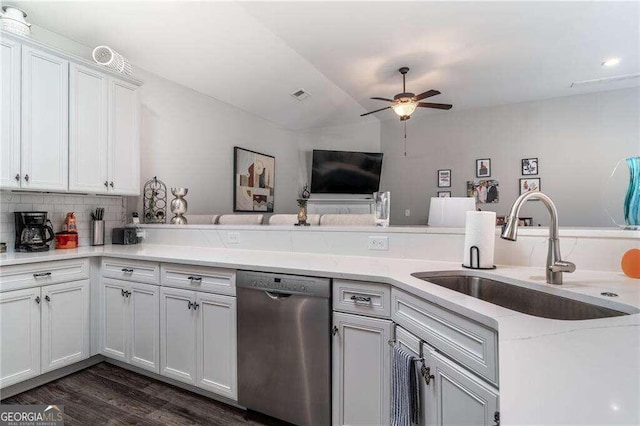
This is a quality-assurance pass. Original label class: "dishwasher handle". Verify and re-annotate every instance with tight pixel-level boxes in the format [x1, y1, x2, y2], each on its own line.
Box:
[264, 290, 292, 300]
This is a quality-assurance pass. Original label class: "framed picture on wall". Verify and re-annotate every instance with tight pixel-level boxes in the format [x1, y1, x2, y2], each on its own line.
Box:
[437, 191, 451, 198]
[476, 158, 491, 178]
[437, 169, 451, 188]
[522, 158, 538, 175]
[234, 147, 275, 212]
[519, 177, 541, 195]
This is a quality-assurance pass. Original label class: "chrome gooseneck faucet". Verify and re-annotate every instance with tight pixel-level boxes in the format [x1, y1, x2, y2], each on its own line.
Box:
[501, 191, 576, 284]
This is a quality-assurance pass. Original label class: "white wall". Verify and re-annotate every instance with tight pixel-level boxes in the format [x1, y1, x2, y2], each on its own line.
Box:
[380, 87, 640, 226]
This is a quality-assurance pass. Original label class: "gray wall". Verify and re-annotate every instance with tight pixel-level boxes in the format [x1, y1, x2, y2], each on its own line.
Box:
[380, 87, 640, 226]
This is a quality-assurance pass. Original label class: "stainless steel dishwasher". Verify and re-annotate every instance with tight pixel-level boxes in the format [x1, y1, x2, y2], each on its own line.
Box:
[237, 270, 331, 426]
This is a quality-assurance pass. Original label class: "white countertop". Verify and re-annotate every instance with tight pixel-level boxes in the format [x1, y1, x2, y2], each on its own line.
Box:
[1, 244, 639, 424]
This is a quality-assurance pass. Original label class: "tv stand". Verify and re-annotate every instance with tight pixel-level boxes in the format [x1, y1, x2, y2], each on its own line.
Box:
[306, 197, 374, 214]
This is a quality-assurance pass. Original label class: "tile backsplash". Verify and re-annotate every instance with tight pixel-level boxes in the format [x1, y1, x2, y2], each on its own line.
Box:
[0, 191, 126, 250]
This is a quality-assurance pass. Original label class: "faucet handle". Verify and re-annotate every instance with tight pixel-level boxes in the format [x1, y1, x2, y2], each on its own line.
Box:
[550, 261, 576, 273]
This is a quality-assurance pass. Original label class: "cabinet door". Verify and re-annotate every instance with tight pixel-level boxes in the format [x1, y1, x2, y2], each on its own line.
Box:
[0, 287, 40, 388]
[0, 38, 21, 189]
[196, 292, 237, 399]
[108, 78, 139, 195]
[160, 287, 196, 385]
[41, 280, 90, 373]
[101, 279, 128, 361]
[128, 282, 159, 373]
[332, 312, 392, 426]
[21, 46, 68, 191]
[424, 349, 499, 426]
[69, 63, 108, 193]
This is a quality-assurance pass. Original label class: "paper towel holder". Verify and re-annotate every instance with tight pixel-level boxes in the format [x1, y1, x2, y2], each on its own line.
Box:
[462, 245, 496, 270]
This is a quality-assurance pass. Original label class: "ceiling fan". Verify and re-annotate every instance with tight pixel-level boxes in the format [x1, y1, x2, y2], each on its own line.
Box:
[361, 67, 452, 121]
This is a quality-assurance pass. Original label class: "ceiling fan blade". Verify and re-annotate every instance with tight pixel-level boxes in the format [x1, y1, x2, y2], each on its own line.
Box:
[360, 106, 391, 117]
[415, 90, 441, 101]
[418, 102, 453, 110]
[370, 97, 394, 102]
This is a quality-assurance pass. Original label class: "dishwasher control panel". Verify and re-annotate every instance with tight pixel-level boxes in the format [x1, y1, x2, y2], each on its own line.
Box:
[237, 270, 331, 298]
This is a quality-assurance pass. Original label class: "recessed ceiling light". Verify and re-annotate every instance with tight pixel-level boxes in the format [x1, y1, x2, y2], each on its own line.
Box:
[602, 58, 621, 67]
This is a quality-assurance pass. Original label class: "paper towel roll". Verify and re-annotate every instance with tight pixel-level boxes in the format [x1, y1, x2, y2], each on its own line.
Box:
[463, 211, 496, 268]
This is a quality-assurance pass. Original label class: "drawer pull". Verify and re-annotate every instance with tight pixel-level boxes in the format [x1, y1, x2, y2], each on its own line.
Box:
[121, 268, 134, 273]
[35, 296, 41, 304]
[350, 295, 372, 303]
[421, 365, 435, 385]
[188, 276, 203, 283]
[33, 272, 52, 278]
[45, 295, 50, 302]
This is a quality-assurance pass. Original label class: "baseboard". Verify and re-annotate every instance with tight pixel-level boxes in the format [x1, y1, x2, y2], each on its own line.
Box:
[103, 359, 244, 409]
[0, 355, 105, 400]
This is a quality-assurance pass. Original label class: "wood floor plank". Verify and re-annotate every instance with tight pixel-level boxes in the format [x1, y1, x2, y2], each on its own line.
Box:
[0, 362, 286, 426]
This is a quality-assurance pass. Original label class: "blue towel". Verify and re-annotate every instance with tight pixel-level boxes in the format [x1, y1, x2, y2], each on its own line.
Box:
[392, 345, 420, 426]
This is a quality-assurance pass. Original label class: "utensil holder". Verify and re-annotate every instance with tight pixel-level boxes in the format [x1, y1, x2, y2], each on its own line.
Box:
[91, 220, 105, 246]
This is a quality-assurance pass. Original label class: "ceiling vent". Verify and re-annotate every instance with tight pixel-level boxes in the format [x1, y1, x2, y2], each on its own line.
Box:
[570, 73, 640, 88]
[291, 88, 311, 101]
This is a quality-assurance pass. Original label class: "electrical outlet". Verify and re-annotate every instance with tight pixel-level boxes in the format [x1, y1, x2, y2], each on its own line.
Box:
[227, 232, 240, 244]
[368, 236, 389, 251]
[405, 209, 411, 217]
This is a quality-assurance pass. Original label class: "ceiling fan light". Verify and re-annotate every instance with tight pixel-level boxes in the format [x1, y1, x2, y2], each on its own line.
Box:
[392, 99, 418, 117]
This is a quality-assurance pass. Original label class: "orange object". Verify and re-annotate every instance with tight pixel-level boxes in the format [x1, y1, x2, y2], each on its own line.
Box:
[55, 232, 78, 249]
[621, 249, 640, 278]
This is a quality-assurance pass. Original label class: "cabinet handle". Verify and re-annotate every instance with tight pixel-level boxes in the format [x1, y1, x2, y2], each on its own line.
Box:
[24, 174, 29, 182]
[421, 365, 435, 385]
[121, 288, 126, 297]
[193, 302, 199, 310]
[350, 295, 372, 303]
[331, 325, 339, 336]
[15, 173, 20, 181]
[110, 181, 114, 188]
[493, 411, 500, 426]
[125, 291, 131, 298]
[121, 268, 134, 273]
[45, 295, 50, 302]
[187, 301, 193, 310]
[35, 296, 41, 304]
[188, 276, 202, 283]
[33, 272, 52, 278]
[104, 180, 109, 188]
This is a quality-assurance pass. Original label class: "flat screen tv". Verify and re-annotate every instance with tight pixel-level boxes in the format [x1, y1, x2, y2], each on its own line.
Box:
[310, 150, 383, 194]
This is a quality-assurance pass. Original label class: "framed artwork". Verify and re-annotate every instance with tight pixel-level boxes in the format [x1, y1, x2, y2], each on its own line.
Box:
[234, 147, 275, 212]
[466, 179, 500, 204]
[437, 169, 451, 188]
[476, 158, 491, 178]
[437, 191, 451, 198]
[519, 178, 541, 195]
[522, 158, 538, 175]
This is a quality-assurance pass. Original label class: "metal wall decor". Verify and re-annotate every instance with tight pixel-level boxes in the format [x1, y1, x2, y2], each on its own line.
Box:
[143, 176, 167, 224]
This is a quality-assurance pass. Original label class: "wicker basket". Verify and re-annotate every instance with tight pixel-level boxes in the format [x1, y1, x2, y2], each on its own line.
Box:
[92, 46, 132, 76]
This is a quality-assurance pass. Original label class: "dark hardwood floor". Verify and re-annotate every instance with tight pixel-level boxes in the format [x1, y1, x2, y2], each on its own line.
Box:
[1, 362, 288, 426]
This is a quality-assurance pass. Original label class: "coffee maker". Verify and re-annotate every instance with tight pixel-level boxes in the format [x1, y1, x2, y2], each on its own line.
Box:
[14, 212, 55, 252]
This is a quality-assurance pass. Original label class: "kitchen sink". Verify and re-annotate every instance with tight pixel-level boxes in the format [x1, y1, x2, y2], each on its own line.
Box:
[411, 271, 631, 320]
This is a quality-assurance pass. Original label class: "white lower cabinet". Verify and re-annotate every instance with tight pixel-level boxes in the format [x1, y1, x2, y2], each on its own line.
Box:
[101, 279, 159, 373]
[396, 324, 499, 426]
[41, 280, 90, 373]
[0, 287, 41, 387]
[332, 311, 392, 426]
[160, 287, 237, 400]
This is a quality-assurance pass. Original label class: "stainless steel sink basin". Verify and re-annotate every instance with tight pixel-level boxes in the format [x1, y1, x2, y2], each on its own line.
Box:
[411, 271, 630, 320]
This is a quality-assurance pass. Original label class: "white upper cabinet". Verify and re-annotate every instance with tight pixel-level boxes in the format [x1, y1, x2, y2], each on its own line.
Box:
[0, 38, 21, 189]
[108, 78, 139, 195]
[21, 45, 68, 191]
[69, 63, 109, 193]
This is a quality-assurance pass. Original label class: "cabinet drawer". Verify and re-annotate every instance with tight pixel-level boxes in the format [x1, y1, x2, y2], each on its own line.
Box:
[161, 263, 235, 296]
[0, 259, 90, 292]
[102, 258, 159, 284]
[391, 289, 498, 385]
[333, 280, 390, 318]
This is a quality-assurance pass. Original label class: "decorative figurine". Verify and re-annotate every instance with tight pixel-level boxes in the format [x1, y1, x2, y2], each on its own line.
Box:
[170, 188, 189, 225]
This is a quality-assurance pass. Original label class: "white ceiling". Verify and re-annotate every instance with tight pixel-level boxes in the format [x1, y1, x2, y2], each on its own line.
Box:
[10, 1, 640, 130]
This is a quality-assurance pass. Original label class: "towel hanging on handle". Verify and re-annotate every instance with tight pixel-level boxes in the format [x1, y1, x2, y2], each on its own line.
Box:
[392, 345, 420, 426]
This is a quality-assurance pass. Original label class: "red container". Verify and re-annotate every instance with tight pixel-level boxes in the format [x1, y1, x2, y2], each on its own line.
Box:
[55, 232, 78, 249]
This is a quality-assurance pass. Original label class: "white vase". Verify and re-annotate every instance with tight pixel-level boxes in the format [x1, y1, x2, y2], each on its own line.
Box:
[0, 6, 31, 36]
